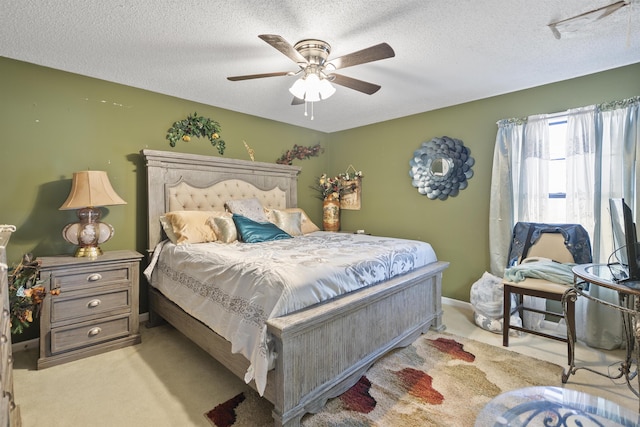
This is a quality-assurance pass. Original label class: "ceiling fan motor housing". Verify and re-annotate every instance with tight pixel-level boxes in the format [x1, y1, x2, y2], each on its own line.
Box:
[294, 39, 331, 66]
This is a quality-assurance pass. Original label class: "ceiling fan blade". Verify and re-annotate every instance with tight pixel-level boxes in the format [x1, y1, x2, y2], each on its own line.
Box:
[258, 34, 308, 66]
[227, 71, 290, 81]
[330, 74, 381, 95]
[328, 43, 395, 70]
[291, 97, 304, 105]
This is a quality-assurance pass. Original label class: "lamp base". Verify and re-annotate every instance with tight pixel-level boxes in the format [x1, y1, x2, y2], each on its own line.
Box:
[74, 245, 103, 258]
[62, 211, 115, 258]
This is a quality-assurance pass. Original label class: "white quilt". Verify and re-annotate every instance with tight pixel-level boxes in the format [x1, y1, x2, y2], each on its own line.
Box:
[144, 231, 437, 395]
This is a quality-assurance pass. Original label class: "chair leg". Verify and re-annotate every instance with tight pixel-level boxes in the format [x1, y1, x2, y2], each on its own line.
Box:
[503, 286, 511, 347]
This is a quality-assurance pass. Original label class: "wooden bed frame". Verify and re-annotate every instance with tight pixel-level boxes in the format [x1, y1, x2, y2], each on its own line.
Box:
[141, 149, 449, 426]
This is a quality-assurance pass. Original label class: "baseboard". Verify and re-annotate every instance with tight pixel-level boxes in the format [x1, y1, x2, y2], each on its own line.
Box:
[11, 338, 38, 353]
[442, 297, 567, 335]
[442, 296, 471, 309]
[140, 311, 149, 323]
[12, 312, 151, 354]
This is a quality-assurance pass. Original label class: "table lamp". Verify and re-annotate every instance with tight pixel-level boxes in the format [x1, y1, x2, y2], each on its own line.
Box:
[59, 171, 127, 257]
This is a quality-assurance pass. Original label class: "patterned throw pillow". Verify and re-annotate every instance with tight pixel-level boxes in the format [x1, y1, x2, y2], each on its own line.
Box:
[225, 198, 268, 222]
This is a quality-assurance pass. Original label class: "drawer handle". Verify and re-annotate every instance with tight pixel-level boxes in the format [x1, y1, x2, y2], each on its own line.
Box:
[2, 308, 8, 318]
[87, 299, 102, 308]
[87, 327, 102, 337]
[0, 335, 6, 344]
[87, 273, 102, 282]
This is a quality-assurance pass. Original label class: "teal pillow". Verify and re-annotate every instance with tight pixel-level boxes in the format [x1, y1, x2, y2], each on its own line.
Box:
[232, 214, 292, 243]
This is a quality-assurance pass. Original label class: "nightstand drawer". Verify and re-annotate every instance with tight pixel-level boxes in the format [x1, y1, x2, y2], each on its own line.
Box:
[51, 287, 130, 324]
[52, 266, 130, 291]
[51, 315, 130, 354]
[38, 250, 142, 369]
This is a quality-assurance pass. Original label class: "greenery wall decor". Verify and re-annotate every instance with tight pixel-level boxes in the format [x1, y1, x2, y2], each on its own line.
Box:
[276, 143, 324, 165]
[166, 112, 226, 154]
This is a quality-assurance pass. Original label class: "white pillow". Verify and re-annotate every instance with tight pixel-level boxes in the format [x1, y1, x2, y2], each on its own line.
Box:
[208, 214, 238, 243]
[159, 215, 179, 244]
[270, 209, 303, 236]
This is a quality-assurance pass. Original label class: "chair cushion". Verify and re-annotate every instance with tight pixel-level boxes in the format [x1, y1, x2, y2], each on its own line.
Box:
[504, 278, 572, 295]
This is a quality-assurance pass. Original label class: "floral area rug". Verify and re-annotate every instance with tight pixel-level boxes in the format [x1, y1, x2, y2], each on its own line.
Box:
[204, 332, 564, 427]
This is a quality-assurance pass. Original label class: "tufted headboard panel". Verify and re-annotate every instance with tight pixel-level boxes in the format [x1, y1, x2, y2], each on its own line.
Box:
[141, 149, 301, 252]
[167, 180, 287, 212]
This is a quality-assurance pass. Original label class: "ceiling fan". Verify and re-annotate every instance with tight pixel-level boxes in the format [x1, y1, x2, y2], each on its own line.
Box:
[227, 34, 395, 107]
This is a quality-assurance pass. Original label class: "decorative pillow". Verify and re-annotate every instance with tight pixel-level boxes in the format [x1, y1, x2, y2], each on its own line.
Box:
[225, 198, 268, 222]
[159, 215, 179, 244]
[270, 209, 303, 236]
[208, 214, 238, 243]
[232, 214, 291, 243]
[285, 208, 320, 234]
[163, 211, 217, 244]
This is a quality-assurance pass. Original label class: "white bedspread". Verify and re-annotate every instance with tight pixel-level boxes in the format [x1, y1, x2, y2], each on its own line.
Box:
[144, 231, 437, 395]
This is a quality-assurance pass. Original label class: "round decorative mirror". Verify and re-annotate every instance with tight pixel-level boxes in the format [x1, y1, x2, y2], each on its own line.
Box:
[409, 136, 474, 200]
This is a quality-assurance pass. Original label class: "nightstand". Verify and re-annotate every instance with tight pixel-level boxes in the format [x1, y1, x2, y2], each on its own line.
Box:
[37, 250, 143, 369]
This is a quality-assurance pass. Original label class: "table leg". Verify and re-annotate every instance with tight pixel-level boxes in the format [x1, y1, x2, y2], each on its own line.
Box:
[562, 287, 578, 383]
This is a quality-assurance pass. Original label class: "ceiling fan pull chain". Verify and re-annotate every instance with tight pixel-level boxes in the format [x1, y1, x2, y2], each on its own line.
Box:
[304, 101, 308, 117]
[311, 101, 314, 120]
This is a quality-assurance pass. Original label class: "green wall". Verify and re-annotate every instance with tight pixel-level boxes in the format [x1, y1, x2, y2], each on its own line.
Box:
[326, 63, 640, 301]
[1, 56, 639, 323]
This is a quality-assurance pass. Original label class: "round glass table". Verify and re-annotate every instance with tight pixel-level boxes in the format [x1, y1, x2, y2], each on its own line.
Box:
[475, 386, 638, 426]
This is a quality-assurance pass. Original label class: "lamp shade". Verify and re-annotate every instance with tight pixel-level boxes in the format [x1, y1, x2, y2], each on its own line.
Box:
[59, 171, 126, 210]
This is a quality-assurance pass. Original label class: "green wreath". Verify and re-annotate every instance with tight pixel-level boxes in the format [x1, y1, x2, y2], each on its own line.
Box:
[276, 144, 324, 165]
[166, 112, 226, 155]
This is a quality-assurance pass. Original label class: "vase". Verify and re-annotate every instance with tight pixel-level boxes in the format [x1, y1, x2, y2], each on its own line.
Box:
[322, 197, 340, 232]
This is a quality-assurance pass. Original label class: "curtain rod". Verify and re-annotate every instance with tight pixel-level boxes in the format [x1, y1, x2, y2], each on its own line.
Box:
[497, 95, 640, 126]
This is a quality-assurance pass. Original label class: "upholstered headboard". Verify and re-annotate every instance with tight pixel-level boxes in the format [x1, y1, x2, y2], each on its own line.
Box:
[141, 149, 301, 251]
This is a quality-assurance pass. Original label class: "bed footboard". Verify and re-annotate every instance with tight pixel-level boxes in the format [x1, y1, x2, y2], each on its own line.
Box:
[148, 261, 447, 427]
[266, 260, 448, 427]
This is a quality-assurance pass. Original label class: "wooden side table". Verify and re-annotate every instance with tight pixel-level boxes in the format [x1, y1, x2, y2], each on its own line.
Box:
[37, 250, 143, 369]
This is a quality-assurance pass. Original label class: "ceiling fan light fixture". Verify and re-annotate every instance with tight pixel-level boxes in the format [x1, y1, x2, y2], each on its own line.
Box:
[289, 78, 307, 99]
[288, 73, 336, 103]
[318, 78, 336, 99]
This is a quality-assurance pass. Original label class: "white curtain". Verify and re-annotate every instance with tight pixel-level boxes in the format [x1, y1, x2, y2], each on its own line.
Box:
[489, 118, 524, 276]
[489, 96, 640, 349]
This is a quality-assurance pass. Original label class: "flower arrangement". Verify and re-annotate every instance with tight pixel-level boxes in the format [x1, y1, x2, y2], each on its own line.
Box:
[8, 253, 48, 335]
[166, 112, 226, 155]
[276, 144, 324, 165]
[311, 169, 363, 200]
[310, 174, 342, 200]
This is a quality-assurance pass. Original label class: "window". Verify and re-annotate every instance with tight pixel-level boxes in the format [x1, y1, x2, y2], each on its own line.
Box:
[547, 117, 567, 223]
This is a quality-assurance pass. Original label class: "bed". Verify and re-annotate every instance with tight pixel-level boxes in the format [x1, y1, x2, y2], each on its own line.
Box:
[141, 149, 449, 427]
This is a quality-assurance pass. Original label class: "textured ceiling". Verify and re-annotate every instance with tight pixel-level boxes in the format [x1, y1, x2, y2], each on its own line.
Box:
[2, 1, 639, 132]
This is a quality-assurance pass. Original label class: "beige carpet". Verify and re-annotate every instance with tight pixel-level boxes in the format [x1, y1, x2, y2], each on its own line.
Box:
[204, 331, 564, 427]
